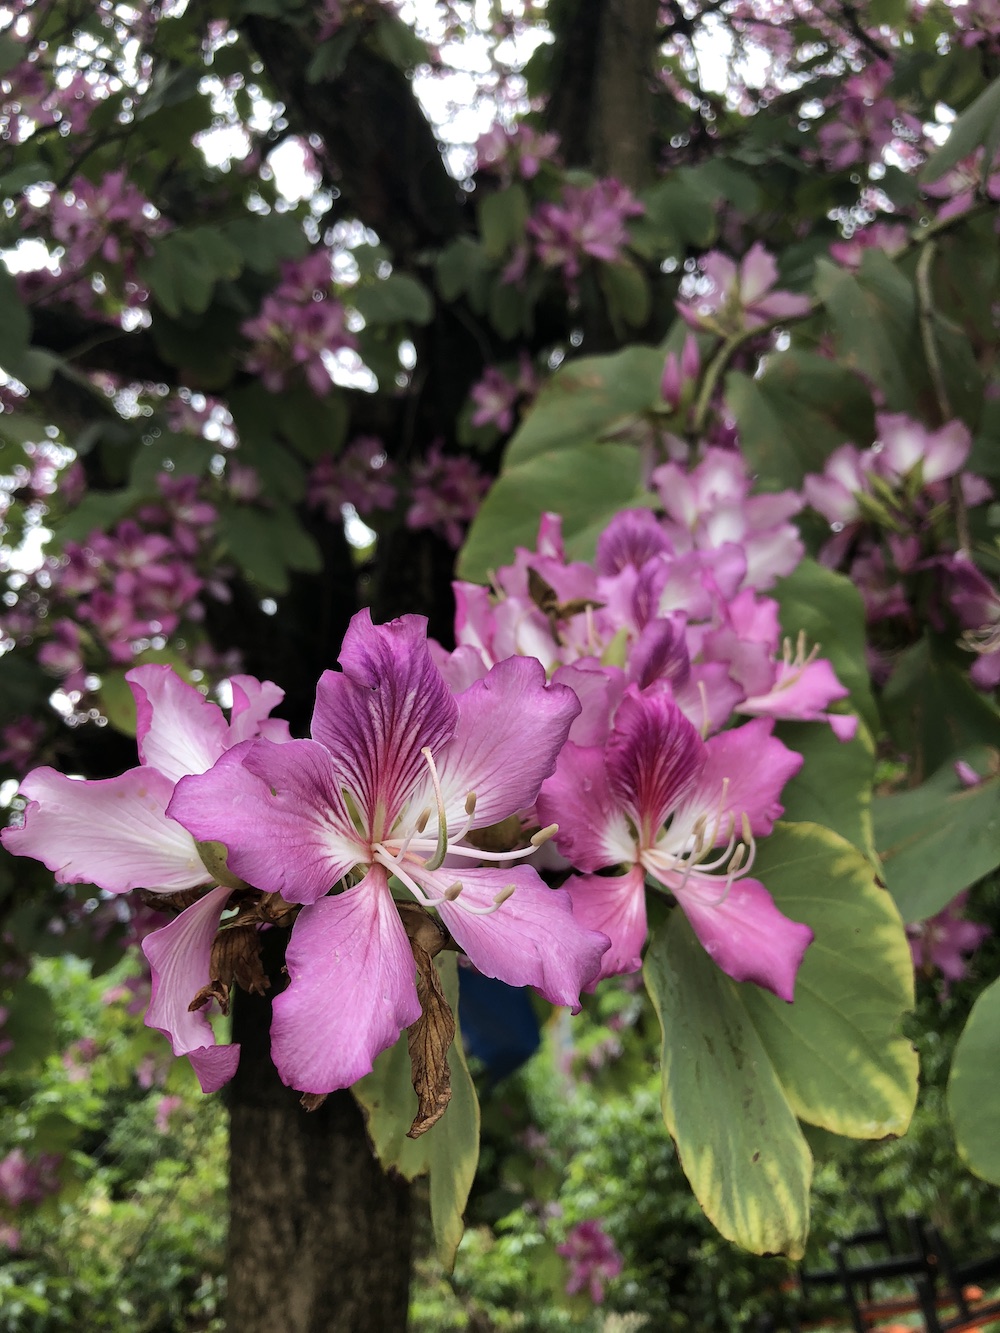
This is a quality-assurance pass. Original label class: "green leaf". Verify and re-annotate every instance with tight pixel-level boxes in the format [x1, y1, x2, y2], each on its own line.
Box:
[739, 822, 918, 1139]
[948, 976, 1000, 1184]
[1, 980, 57, 1073]
[220, 214, 309, 272]
[353, 954, 480, 1268]
[139, 229, 244, 319]
[726, 353, 874, 490]
[353, 272, 433, 326]
[371, 14, 430, 69]
[56, 490, 143, 544]
[505, 345, 663, 467]
[477, 185, 529, 260]
[814, 254, 923, 412]
[599, 259, 651, 330]
[306, 27, 358, 82]
[775, 721, 876, 859]
[219, 503, 321, 593]
[457, 443, 644, 583]
[772, 560, 878, 734]
[873, 754, 1000, 922]
[644, 913, 812, 1259]
[880, 635, 1000, 779]
[436, 237, 491, 304]
[633, 174, 717, 257]
[920, 74, 1000, 184]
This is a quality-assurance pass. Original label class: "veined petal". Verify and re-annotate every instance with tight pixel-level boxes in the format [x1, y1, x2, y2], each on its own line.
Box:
[127, 664, 229, 783]
[416, 655, 581, 831]
[168, 740, 362, 905]
[670, 872, 813, 1002]
[142, 885, 240, 1092]
[2, 766, 207, 894]
[536, 743, 635, 873]
[269, 868, 420, 1094]
[605, 686, 704, 843]
[562, 865, 648, 983]
[675, 717, 802, 841]
[310, 610, 458, 838]
[228, 674, 291, 745]
[433, 866, 609, 1010]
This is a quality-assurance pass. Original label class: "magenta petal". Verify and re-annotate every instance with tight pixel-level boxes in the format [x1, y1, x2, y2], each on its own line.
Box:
[310, 610, 459, 834]
[168, 740, 361, 905]
[188, 1045, 242, 1094]
[269, 869, 420, 1094]
[562, 865, 648, 983]
[434, 866, 609, 1010]
[127, 665, 229, 783]
[536, 743, 635, 873]
[672, 872, 813, 1002]
[228, 674, 291, 745]
[428, 656, 581, 828]
[2, 766, 207, 893]
[605, 687, 704, 841]
[682, 718, 803, 840]
[142, 885, 240, 1090]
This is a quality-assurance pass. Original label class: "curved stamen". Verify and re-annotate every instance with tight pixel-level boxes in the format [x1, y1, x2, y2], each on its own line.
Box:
[419, 746, 450, 871]
[373, 848, 437, 908]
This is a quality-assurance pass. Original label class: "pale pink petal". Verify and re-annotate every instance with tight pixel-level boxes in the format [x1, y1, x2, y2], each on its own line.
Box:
[168, 740, 362, 905]
[127, 665, 229, 783]
[537, 743, 636, 873]
[670, 872, 813, 1002]
[740, 658, 853, 733]
[2, 766, 207, 893]
[434, 866, 609, 1009]
[605, 687, 704, 843]
[552, 661, 626, 747]
[422, 656, 581, 829]
[227, 674, 291, 744]
[562, 865, 647, 982]
[269, 869, 420, 1094]
[142, 884, 239, 1092]
[738, 242, 778, 304]
[677, 718, 803, 840]
[310, 610, 458, 835]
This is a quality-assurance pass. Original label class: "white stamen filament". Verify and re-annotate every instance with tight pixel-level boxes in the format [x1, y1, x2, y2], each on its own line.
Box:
[419, 746, 450, 871]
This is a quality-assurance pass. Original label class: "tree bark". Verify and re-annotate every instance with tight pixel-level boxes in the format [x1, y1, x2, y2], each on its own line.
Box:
[226, 961, 412, 1333]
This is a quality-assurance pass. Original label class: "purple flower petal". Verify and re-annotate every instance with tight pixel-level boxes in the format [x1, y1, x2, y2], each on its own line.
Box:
[310, 611, 458, 838]
[228, 674, 291, 744]
[127, 665, 229, 783]
[434, 866, 609, 1009]
[142, 885, 240, 1091]
[425, 656, 581, 828]
[2, 766, 207, 893]
[537, 743, 635, 873]
[605, 687, 704, 843]
[562, 865, 648, 982]
[168, 740, 362, 905]
[679, 718, 803, 840]
[672, 872, 813, 1001]
[269, 869, 421, 1093]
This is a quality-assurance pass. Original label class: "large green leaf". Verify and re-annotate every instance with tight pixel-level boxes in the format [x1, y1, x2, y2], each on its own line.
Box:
[504, 345, 663, 467]
[881, 635, 1000, 779]
[477, 184, 529, 260]
[219, 503, 321, 594]
[353, 954, 480, 1268]
[773, 560, 878, 734]
[0, 263, 32, 381]
[920, 74, 1000, 184]
[352, 272, 433, 326]
[726, 352, 874, 491]
[457, 442, 644, 583]
[739, 823, 917, 1139]
[814, 253, 923, 413]
[948, 976, 1000, 1185]
[139, 228, 243, 318]
[775, 720, 876, 858]
[645, 913, 812, 1259]
[873, 754, 1000, 922]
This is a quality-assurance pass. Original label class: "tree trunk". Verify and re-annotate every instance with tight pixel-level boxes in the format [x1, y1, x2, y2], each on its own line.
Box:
[225, 961, 412, 1333]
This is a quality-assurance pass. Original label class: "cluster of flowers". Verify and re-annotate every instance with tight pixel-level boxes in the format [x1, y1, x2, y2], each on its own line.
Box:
[307, 437, 490, 548]
[469, 355, 539, 434]
[241, 250, 357, 396]
[505, 179, 645, 289]
[1, 439, 851, 1102]
[677, 241, 811, 335]
[475, 123, 561, 186]
[2, 472, 221, 698]
[800, 413, 998, 687]
[815, 60, 922, 173]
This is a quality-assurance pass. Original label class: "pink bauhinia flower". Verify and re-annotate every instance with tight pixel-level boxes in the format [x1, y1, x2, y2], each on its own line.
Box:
[168, 611, 609, 1096]
[678, 241, 812, 334]
[537, 686, 812, 1000]
[557, 1219, 624, 1303]
[1, 666, 290, 1091]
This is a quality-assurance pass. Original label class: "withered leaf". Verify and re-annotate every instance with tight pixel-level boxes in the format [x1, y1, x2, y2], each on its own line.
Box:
[405, 943, 456, 1139]
[300, 1092, 328, 1112]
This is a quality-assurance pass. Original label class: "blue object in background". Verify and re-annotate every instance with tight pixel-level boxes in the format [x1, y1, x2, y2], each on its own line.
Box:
[458, 967, 541, 1080]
